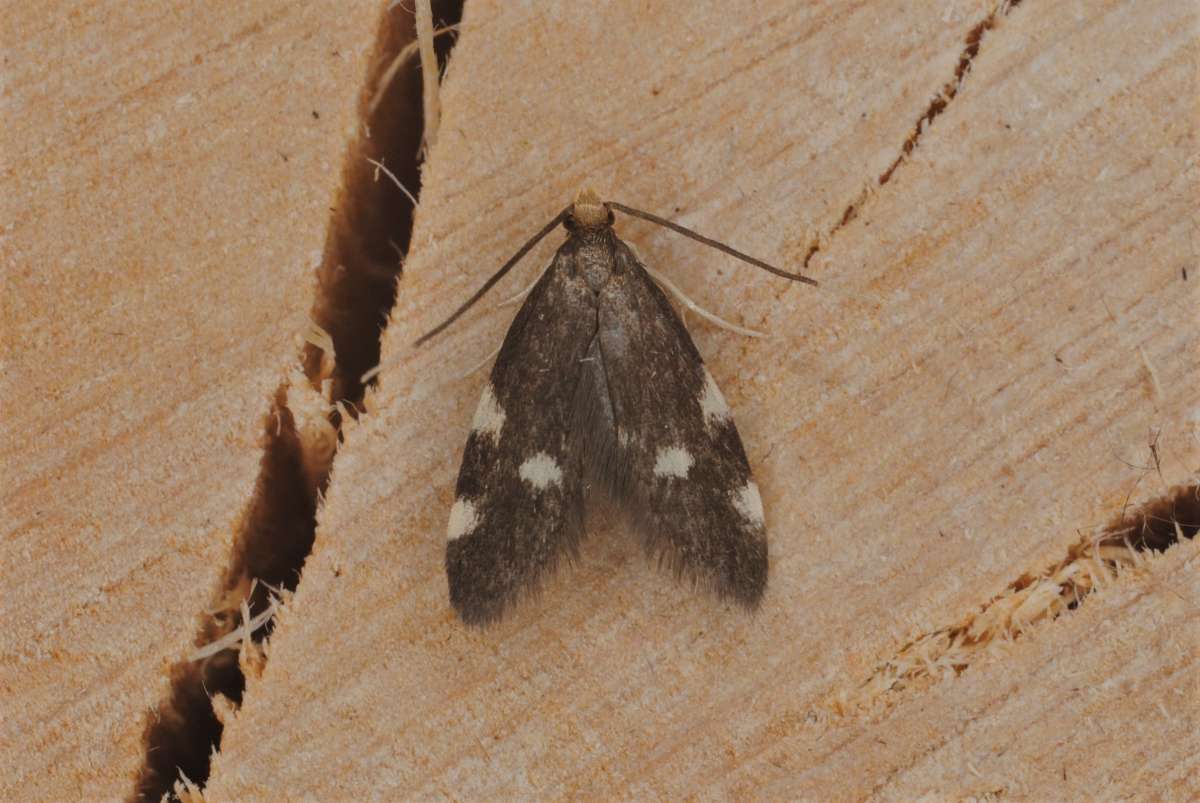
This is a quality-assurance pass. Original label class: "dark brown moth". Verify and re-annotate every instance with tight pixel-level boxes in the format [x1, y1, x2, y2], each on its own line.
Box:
[418, 190, 816, 625]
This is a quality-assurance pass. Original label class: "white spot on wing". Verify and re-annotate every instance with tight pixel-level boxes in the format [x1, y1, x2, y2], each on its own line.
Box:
[732, 482, 765, 525]
[447, 497, 479, 541]
[654, 446, 694, 478]
[700, 369, 731, 430]
[471, 383, 505, 441]
[519, 452, 563, 490]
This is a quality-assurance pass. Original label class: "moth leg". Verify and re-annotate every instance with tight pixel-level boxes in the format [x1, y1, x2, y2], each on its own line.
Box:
[640, 262, 765, 339]
[456, 343, 502, 380]
[497, 264, 551, 309]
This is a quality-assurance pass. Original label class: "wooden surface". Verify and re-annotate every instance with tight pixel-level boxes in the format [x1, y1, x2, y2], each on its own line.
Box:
[1, 2, 379, 799]
[4, 0, 1197, 799]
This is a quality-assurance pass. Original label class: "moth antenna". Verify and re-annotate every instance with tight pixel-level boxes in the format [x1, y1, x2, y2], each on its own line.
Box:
[416, 207, 571, 346]
[608, 201, 818, 286]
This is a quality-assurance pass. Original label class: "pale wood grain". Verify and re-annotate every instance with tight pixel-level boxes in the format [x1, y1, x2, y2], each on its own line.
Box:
[204, 0, 1198, 799]
[5, 0, 1196, 799]
[1, 2, 378, 798]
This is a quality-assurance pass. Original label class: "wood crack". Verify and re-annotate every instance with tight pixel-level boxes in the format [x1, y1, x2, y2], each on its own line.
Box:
[839, 481, 1199, 713]
[130, 3, 464, 800]
[803, 0, 1028, 270]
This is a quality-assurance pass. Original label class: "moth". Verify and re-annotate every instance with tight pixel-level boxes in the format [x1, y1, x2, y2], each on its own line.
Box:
[418, 190, 816, 625]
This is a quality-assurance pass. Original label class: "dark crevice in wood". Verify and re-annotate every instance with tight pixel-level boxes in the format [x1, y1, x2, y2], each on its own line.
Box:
[131, 2, 464, 800]
[804, 0, 1026, 269]
[851, 482, 1199, 707]
[303, 4, 461, 406]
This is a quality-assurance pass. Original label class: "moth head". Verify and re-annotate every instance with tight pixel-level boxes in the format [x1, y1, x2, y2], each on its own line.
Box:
[567, 187, 614, 230]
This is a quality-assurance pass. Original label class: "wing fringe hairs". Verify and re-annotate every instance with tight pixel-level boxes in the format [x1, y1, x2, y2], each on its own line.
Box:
[422, 190, 816, 625]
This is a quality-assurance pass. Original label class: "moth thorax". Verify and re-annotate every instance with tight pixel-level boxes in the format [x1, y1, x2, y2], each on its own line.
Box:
[577, 240, 617, 291]
[571, 188, 609, 228]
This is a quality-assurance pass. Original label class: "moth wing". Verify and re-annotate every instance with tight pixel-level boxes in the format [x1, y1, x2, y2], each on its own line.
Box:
[596, 249, 768, 606]
[444, 257, 598, 625]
